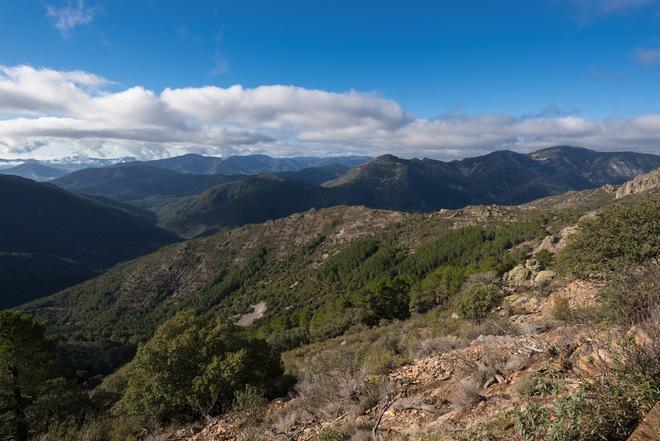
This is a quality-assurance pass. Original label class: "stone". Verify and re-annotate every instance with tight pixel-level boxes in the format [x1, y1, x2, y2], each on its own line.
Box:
[505, 265, 530, 286]
[525, 258, 542, 272]
[534, 270, 556, 285]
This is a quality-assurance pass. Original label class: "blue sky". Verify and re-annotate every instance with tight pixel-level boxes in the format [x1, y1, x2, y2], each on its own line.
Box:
[1, 0, 660, 159]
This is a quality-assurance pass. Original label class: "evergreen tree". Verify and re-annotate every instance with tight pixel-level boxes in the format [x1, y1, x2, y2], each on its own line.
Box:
[0, 311, 81, 441]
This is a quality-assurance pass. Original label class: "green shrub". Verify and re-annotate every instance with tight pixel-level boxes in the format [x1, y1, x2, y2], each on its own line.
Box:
[0, 311, 84, 441]
[232, 384, 267, 423]
[455, 284, 503, 322]
[558, 199, 660, 277]
[599, 264, 659, 325]
[534, 249, 554, 269]
[316, 426, 349, 441]
[362, 346, 403, 375]
[515, 322, 660, 440]
[355, 277, 411, 325]
[114, 310, 283, 421]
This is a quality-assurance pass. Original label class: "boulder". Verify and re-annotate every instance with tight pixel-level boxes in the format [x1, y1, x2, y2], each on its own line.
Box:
[505, 265, 530, 286]
[534, 270, 556, 285]
[525, 258, 543, 272]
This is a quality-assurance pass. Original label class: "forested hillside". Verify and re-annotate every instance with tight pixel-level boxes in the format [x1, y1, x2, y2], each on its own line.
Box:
[0, 175, 179, 308]
[7, 169, 660, 441]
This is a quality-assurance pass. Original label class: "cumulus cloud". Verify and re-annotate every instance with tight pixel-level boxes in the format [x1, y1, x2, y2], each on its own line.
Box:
[47, 0, 100, 37]
[0, 64, 659, 160]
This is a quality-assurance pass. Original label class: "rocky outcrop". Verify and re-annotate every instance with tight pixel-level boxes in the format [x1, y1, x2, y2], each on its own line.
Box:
[503, 259, 556, 289]
[616, 167, 660, 199]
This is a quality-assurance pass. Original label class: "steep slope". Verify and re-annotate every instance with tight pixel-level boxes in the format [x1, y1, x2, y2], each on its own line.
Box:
[270, 163, 351, 185]
[0, 162, 67, 181]
[0, 175, 179, 308]
[21, 205, 406, 372]
[615, 166, 660, 198]
[53, 165, 240, 202]
[531, 145, 660, 185]
[164, 185, 660, 441]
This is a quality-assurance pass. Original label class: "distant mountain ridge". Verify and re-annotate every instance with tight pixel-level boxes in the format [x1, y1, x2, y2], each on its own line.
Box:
[118, 153, 372, 175]
[155, 146, 660, 236]
[53, 165, 241, 202]
[0, 162, 67, 181]
[0, 154, 372, 181]
[328, 146, 660, 208]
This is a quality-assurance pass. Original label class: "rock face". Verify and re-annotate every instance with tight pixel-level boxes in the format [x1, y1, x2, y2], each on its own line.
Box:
[627, 402, 660, 441]
[534, 226, 578, 254]
[616, 167, 660, 199]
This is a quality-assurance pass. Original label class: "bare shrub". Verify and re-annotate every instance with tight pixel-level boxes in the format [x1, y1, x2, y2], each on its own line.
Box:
[411, 335, 464, 358]
[451, 372, 486, 409]
[458, 317, 516, 340]
[231, 385, 267, 424]
[551, 296, 572, 321]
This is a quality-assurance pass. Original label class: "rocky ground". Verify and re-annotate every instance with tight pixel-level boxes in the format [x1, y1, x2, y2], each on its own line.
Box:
[146, 171, 660, 441]
[173, 255, 621, 440]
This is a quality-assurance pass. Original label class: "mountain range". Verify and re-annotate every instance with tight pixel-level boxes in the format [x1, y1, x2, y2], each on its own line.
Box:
[329, 146, 660, 209]
[0, 162, 68, 181]
[114, 146, 660, 236]
[126, 153, 371, 175]
[0, 153, 371, 181]
[4, 145, 660, 305]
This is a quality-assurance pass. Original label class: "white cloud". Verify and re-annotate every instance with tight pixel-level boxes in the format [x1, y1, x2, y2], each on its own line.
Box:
[0, 64, 659, 160]
[47, 0, 100, 37]
[634, 47, 660, 64]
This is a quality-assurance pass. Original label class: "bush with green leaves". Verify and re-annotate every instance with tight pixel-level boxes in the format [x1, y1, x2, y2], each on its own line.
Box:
[114, 310, 284, 421]
[599, 264, 659, 325]
[455, 283, 503, 322]
[316, 426, 349, 441]
[558, 198, 660, 277]
[533, 249, 554, 269]
[354, 277, 411, 326]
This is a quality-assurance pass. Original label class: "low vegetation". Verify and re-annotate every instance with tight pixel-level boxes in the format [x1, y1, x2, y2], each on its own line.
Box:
[6, 183, 659, 439]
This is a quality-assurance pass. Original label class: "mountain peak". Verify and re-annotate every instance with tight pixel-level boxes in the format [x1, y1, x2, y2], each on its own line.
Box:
[374, 154, 404, 163]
